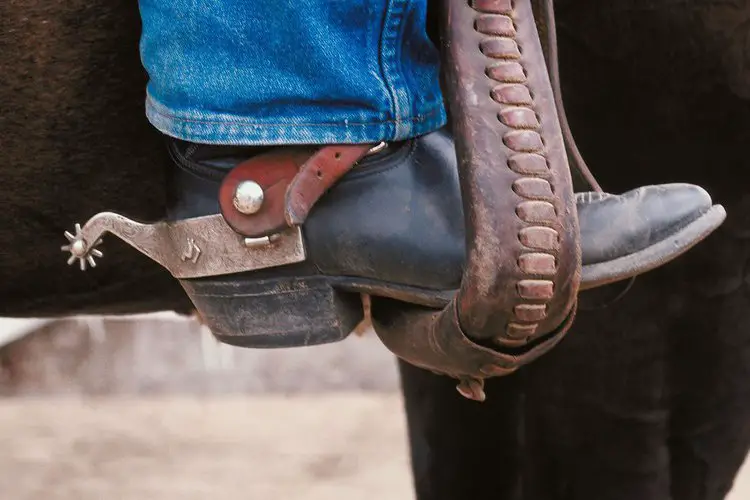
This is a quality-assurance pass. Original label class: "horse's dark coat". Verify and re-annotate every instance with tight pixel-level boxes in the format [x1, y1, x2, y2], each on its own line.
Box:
[2, 0, 749, 499]
[0, 0, 191, 316]
[400, 1, 750, 499]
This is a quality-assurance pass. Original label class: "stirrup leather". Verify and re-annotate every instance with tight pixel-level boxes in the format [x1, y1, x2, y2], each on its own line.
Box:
[369, 0, 582, 402]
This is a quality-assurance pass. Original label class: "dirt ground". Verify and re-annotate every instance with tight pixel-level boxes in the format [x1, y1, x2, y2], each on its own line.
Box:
[0, 394, 747, 500]
[1, 318, 413, 498]
[0, 395, 413, 500]
[0, 317, 748, 499]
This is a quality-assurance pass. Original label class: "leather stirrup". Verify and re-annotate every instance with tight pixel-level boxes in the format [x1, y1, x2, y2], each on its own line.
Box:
[369, 0, 581, 401]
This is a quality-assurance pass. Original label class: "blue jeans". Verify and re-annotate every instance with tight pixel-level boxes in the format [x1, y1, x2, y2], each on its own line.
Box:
[138, 0, 447, 145]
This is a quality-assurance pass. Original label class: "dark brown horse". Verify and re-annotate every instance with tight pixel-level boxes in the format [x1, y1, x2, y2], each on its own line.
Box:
[2, 0, 749, 499]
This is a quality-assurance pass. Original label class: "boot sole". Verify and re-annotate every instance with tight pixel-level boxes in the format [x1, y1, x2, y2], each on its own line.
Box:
[180, 275, 454, 348]
[183, 204, 725, 348]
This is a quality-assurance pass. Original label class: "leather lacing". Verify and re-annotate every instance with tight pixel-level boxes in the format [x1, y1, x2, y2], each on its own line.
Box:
[474, 0, 578, 345]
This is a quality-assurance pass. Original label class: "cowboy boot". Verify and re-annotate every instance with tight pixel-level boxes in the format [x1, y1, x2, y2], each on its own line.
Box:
[60, 127, 722, 350]
[60, 0, 724, 375]
[80, 125, 712, 348]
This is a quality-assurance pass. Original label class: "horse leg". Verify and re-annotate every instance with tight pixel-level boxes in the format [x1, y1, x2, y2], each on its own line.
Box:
[397, 1, 750, 499]
[398, 360, 524, 500]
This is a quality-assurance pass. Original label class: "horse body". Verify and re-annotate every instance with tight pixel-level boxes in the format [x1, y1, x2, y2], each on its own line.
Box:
[2, 0, 749, 498]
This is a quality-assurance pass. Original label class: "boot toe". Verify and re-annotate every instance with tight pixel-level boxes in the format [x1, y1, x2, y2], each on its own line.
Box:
[577, 183, 714, 266]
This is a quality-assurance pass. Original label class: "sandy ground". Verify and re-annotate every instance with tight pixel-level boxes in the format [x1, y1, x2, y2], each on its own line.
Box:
[0, 395, 747, 500]
[0, 395, 413, 500]
[0, 316, 402, 396]
[0, 317, 748, 499]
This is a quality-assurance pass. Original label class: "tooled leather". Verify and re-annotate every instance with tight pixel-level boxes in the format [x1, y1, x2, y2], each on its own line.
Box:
[447, 0, 580, 346]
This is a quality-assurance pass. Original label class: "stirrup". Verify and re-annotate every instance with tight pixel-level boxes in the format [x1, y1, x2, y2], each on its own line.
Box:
[370, 0, 611, 401]
[60, 0, 724, 401]
[63, 0, 581, 357]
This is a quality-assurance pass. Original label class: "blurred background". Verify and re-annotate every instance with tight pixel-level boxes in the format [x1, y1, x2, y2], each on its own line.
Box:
[0, 316, 409, 499]
[0, 316, 747, 499]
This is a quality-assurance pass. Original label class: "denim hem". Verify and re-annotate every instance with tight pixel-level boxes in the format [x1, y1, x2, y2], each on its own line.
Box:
[145, 94, 447, 145]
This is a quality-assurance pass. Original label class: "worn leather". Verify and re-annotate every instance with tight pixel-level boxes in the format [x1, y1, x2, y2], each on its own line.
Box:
[577, 187, 712, 265]
[169, 129, 716, 297]
[168, 131, 467, 292]
[216, 144, 372, 238]
[370, 296, 578, 402]
[440, 0, 581, 348]
[362, 0, 582, 399]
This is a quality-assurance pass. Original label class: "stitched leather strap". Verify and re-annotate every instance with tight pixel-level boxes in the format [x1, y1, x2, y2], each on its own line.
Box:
[448, 0, 580, 344]
[370, 0, 582, 401]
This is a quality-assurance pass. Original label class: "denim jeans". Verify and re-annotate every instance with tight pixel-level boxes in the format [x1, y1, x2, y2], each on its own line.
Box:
[138, 0, 447, 145]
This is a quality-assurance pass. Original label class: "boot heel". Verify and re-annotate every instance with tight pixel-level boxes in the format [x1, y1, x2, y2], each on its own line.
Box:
[180, 276, 364, 348]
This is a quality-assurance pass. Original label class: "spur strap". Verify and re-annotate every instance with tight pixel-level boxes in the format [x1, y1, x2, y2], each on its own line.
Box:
[218, 144, 374, 238]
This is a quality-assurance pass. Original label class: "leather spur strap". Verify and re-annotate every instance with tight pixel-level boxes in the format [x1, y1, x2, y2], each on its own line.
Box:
[218, 144, 373, 238]
[370, 0, 581, 401]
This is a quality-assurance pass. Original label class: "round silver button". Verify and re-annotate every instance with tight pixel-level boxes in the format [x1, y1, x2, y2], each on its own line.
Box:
[233, 180, 265, 215]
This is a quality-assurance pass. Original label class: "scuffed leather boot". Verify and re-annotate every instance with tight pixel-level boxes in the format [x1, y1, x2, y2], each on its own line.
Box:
[59, 0, 724, 360]
[576, 186, 721, 289]
[145, 128, 721, 347]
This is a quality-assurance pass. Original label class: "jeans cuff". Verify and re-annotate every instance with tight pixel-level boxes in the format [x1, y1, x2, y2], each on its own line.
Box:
[145, 95, 447, 145]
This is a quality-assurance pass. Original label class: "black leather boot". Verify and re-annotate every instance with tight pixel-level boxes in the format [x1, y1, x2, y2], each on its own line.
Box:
[157, 129, 723, 348]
